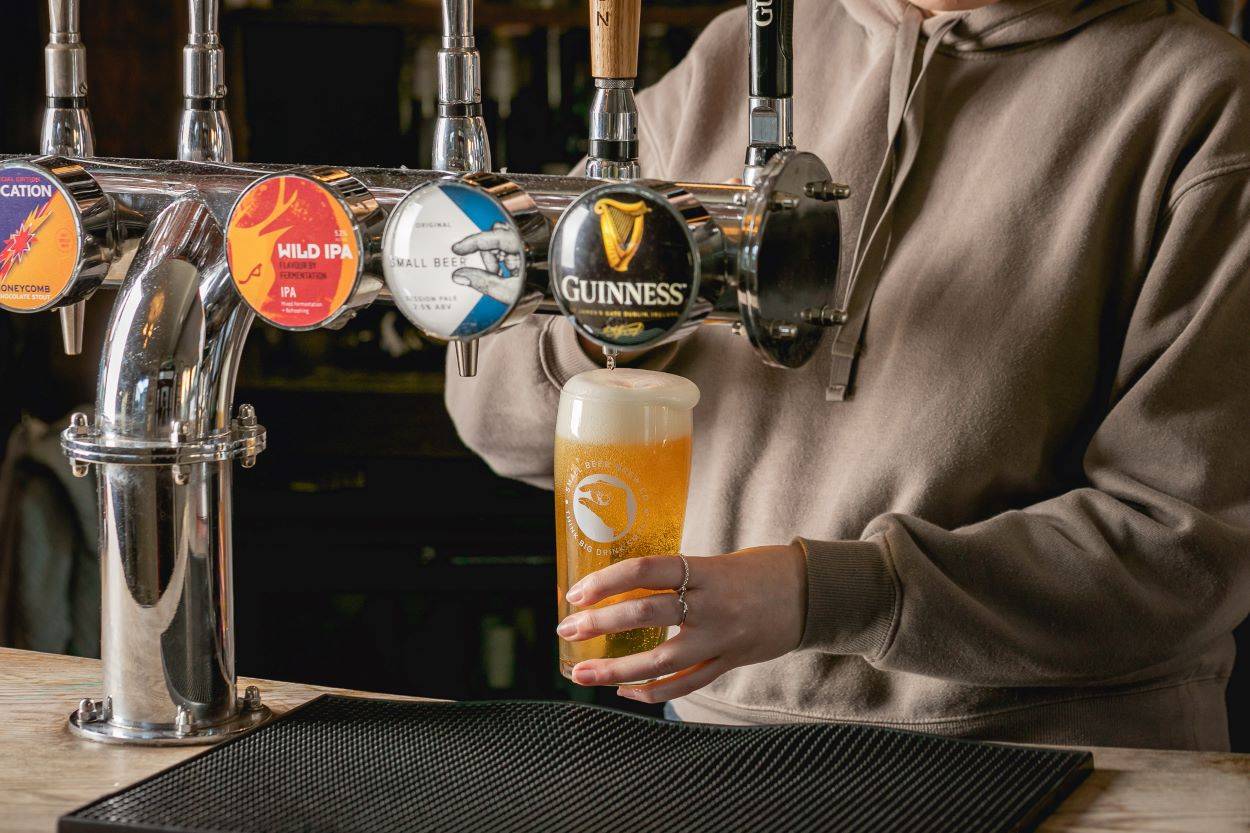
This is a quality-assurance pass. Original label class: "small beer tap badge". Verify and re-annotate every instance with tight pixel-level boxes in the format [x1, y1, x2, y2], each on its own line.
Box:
[382, 180, 526, 339]
[226, 172, 368, 331]
[0, 163, 81, 312]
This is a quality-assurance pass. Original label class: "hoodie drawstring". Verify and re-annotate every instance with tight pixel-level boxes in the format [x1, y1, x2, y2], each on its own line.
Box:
[828, 7, 963, 401]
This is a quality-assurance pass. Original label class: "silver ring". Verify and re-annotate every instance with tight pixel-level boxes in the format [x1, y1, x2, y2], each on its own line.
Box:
[676, 554, 690, 627]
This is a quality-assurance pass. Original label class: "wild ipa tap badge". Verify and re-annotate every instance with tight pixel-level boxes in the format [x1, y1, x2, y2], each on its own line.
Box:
[382, 180, 526, 339]
[226, 174, 362, 330]
[0, 163, 81, 312]
[551, 183, 697, 348]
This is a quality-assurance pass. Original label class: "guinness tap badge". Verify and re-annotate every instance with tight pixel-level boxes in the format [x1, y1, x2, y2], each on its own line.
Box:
[594, 198, 650, 272]
[551, 182, 700, 349]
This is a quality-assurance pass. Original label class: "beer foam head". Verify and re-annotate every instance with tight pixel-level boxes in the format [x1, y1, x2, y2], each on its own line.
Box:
[557, 369, 700, 444]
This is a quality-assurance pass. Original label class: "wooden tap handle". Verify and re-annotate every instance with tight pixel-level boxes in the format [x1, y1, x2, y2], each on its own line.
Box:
[590, 0, 642, 80]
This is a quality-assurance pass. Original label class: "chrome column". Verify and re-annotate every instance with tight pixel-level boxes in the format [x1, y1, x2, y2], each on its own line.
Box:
[63, 0, 259, 743]
[43, 0, 96, 355]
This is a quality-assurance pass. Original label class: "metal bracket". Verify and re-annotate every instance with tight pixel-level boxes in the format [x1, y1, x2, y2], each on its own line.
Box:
[61, 404, 266, 472]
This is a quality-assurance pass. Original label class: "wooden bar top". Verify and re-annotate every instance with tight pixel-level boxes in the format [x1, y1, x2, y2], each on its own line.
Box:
[2, 646, 1248, 832]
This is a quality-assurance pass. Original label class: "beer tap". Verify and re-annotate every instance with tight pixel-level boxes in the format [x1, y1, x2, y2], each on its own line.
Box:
[42, 0, 95, 355]
[178, 0, 233, 163]
[432, 0, 492, 376]
[743, 0, 795, 185]
[586, 0, 642, 181]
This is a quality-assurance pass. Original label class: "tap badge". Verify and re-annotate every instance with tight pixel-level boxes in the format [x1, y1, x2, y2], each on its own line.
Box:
[226, 174, 362, 331]
[382, 181, 525, 340]
[594, 198, 650, 272]
[0, 164, 81, 313]
[551, 184, 696, 349]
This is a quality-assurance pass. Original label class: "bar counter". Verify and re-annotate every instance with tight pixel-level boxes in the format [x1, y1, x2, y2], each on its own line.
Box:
[2, 647, 1248, 832]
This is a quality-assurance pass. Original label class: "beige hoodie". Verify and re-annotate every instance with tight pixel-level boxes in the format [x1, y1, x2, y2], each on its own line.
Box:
[446, 0, 1250, 749]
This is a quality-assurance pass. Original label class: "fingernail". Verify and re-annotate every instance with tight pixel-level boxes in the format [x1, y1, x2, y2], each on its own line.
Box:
[572, 665, 598, 685]
[556, 618, 577, 639]
[566, 585, 584, 604]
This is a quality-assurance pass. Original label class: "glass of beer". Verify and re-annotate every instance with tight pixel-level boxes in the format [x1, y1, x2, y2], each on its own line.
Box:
[554, 368, 700, 681]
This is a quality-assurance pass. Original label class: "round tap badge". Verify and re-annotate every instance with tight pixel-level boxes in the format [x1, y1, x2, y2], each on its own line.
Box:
[226, 173, 362, 330]
[382, 180, 526, 340]
[551, 182, 698, 349]
[0, 163, 82, 313]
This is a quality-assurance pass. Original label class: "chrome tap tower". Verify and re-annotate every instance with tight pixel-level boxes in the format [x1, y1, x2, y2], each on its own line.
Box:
[0, 0, 848, 745]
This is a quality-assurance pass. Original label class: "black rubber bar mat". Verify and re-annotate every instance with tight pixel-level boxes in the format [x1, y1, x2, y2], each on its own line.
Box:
[60, 695, 1091, 833]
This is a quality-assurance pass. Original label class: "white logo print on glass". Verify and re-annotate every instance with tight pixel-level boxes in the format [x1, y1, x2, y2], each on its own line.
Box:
[572, 474, 638, 543]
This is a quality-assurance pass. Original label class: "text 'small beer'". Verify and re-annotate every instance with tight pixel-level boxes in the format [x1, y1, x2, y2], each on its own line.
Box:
[555, 368, 700, 679]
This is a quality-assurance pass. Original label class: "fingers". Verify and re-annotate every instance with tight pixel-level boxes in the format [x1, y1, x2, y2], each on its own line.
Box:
[557, 593, 681, 641]
[451, 227, 521, 256]
[566, 555, 687, 606]
[618, 658, 729, 703]
[451, 268, 516, 303]
[569, 631, 712, 687]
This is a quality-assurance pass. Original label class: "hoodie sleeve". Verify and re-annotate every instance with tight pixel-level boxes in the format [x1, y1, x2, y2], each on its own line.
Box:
[796, 166, 1250, 687]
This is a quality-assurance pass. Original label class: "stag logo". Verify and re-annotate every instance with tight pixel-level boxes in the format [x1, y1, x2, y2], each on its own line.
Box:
[753, 0, 774, 27]
[573, 474, 638, 543]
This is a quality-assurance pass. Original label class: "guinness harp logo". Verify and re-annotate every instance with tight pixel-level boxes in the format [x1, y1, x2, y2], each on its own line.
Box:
[594, 198, 650, 272]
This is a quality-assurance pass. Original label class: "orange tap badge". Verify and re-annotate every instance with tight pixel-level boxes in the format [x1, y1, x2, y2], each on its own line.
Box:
[226, 174, 361, 330]
[0, 165, 82, 313]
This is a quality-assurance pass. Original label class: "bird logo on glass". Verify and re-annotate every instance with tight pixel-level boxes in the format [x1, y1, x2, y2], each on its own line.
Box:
[573, 474, 638, 543]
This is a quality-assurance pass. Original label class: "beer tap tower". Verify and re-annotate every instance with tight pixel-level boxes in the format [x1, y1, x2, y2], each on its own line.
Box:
[0, 0, 848, 745]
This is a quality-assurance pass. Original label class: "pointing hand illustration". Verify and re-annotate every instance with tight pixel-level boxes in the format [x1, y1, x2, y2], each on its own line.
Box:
[451, 223, 523, 303]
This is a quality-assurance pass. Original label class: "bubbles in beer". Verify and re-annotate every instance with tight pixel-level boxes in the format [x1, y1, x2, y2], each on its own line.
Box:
[554, 369, 699, 682]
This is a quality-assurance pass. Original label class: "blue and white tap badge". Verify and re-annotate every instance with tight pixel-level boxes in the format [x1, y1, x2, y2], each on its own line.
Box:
[382, 181, 525, 340]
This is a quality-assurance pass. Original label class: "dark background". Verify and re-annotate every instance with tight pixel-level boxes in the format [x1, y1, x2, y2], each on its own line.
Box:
[2, 1, 1248, 748]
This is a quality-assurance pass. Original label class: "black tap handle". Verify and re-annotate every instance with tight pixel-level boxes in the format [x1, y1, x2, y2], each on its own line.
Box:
[749, 0, 793, 99]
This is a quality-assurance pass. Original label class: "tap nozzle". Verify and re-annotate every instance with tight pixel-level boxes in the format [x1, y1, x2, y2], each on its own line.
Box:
[587, 0, 642, 180]
[178, 0, 232, 162]
[433, 0, 490, 174]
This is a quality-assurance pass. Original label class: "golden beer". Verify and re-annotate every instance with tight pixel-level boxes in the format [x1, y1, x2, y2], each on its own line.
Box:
[554, 368, 700, 680]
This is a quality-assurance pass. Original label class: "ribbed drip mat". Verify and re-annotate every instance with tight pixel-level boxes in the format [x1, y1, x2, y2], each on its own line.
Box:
[60, 695, 1090, 833]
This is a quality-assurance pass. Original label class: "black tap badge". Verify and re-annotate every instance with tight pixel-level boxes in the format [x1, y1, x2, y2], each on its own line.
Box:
[382, 180, 526, 340]
[551, 183, 697, 348]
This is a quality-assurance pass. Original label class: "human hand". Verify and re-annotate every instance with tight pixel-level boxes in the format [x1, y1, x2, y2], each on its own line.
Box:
[556, 545, 808, 703]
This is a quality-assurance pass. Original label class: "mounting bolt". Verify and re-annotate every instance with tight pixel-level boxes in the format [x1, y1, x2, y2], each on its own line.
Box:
[237, 404, 257, 428]
[730, 321, 743, 337]
[770, 192, 801, 211]
[76, 698, 98, 724]
[70, 460, 90, 479]
[242, 685, 263, 712]
[800, 305, 848, 327]
[804, 180, 852, 202]
[769, 323, 799, 340]
[174, 705, 193, 736]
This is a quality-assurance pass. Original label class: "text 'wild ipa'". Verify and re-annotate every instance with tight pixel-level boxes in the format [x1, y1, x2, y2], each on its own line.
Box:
[555, 368, 700, 680]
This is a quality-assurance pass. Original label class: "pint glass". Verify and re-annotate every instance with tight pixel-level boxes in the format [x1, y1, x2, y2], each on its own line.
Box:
[554, 368, 700, 679]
